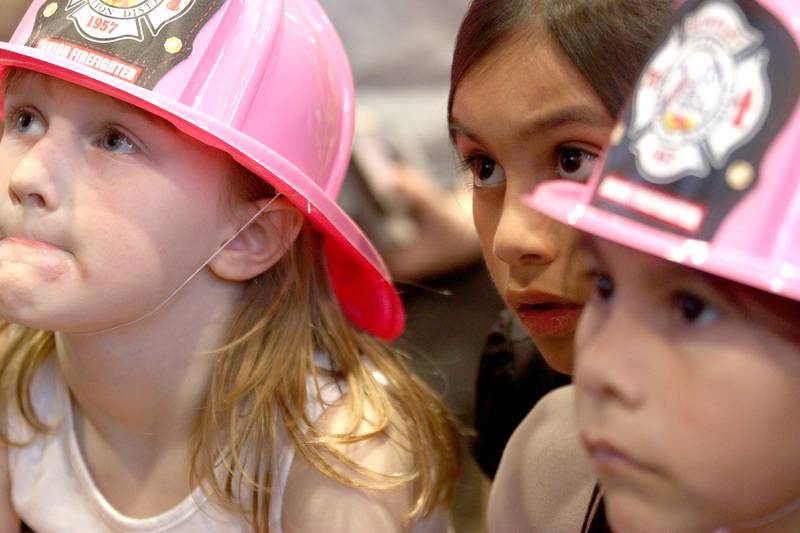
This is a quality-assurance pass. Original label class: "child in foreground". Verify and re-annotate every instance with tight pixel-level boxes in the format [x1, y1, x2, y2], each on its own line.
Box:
[529, 0, 800, 531]
[0, 1, 460, 531]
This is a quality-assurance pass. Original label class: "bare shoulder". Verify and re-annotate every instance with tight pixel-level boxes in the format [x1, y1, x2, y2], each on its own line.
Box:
[281, 401, 414, 533]
[487, 385, 595, 532]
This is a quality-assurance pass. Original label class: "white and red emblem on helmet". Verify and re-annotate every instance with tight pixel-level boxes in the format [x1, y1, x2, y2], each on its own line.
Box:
[65, 0, 195, 43]
[630, 0, 771, 184]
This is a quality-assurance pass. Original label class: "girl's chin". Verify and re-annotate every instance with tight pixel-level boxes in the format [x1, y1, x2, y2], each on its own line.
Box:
[536, 340, 575, 374]
[605, 494, 724, 533]
[605, 503, 671, 533]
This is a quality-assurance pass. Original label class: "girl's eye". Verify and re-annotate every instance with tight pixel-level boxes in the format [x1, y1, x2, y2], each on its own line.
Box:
[556, 146, 597, 182]
[589, 270, 615, 301]
[465, 154, 506, 189]
[99, 129, 137, 154]
[672, 292, 718, 326]
[11, 109, 45, 136]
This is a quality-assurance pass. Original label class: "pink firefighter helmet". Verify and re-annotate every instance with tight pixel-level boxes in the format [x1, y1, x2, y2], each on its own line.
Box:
[528, 0, 800, 302]
[0, 0, 404, 339]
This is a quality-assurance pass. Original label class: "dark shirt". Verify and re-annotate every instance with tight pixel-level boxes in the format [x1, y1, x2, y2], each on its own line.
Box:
[472, 310, 611, 531]
[471, 309, 571, 479]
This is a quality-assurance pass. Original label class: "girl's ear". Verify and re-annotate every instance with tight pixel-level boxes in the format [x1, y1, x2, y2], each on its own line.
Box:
[209, 197, 304, 282]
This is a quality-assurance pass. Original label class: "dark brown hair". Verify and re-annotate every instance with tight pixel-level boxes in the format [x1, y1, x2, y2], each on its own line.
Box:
[448, 0, 673, 121]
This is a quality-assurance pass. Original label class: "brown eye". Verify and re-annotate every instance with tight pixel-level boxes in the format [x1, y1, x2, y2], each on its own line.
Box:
[474, 157, 495, 180]
[595, 273, 614, 300]
[673, 292, 717, 325]
[556, 147, 597, 182]
[466, 154, 505, 188]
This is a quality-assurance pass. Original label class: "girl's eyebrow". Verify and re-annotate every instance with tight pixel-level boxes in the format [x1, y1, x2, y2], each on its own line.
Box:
[582, 235, 749, 310]
[107, 100, 174, 133]
[516, 105, 612, 142]
[448, 120, 480, 145]
[3, 72, 173, 134]
[449, 104, 611, 145]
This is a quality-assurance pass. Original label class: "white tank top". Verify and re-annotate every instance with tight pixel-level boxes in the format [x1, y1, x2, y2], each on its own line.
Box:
[6, 357, 451, 532]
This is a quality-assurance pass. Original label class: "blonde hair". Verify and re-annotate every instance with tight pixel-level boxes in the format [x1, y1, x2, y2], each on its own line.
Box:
[0, 160, 462, 530]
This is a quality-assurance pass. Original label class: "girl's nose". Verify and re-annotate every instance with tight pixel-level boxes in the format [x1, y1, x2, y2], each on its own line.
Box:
[7, 144, 59, 210]
[574, 306, 646, 408]
[493, 200, 558, 267]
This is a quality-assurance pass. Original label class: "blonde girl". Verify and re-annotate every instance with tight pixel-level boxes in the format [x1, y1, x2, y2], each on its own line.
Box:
[0, 0, 460, 531]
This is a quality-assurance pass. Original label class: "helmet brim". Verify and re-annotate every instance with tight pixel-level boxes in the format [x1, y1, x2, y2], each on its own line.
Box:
[526, 180, 800, 302]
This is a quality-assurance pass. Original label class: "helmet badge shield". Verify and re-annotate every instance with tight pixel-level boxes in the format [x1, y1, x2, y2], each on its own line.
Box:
[590, 0, 800, 241]
[66, 0, 197, 44]
[527, 0, 800, 303]
[630, 1, 770, 184]
[26, 0, 224, 88]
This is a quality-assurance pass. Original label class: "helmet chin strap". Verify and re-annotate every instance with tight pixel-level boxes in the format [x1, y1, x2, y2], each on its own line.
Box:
[74, 194, 282, 336]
